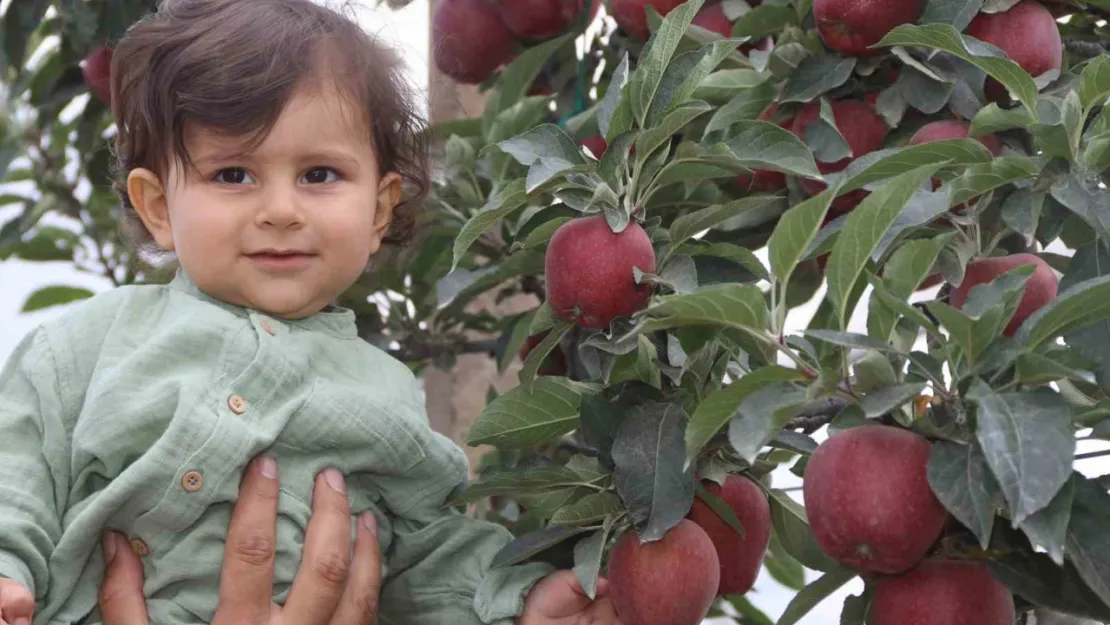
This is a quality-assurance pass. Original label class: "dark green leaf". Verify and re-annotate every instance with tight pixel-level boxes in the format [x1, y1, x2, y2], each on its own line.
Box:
[969, 103, 1032, 136]
[498, 124, 587, 167]
[612, 402, 695, 541]
[732, 4, 797, 37]
[781, 54, 856, 103]
[635, 100, 713, 164]
[1050, 171, 1110, 242]
[1083, 132, 1110, 173]
[1061, 241, 1110, 389]
[628, 0, 705, 126]
[686, 366, 804, 458]
[804, 330, 901, 352]
[728, 383, 807, 463]
[467, 377, 587, 448]
[1019, 477, 1074, 566]
[776, 567, 858, 625]
[572, 523, 611, 600]
[725, 121, 822, 179]
[490, 524, 592, 568]
[1079, 55, 1110, 112]
[1065, 476, 1110, 609]
[452, 179, 529, 270]
[765, 530, 806, 591]
[450, 466, 585, 505]
[21, 285, 94, 313]
[927, 440, 1001, 548]
[768, 489, 841, 572]
[599, 54, 630, 138]
[968, 381, 1076, 525]
[840, 588, 873, 625]
[483, 34, 574, 136]
[1016, 271, 1110, 351]
[635, 283, 770, 336]
[859, 382, 927, 418]
[896, 66, 955, 114]
[921, 0, 983, 31]
[769, 187, 838, 286]
[989, 540, 1110, 621]
[551, 492, 622, 525]
[944, 156, 1040, 208]
[648, 41, 738, 125]
[703, 75, 776, 137]
[579, 393, 628, 459]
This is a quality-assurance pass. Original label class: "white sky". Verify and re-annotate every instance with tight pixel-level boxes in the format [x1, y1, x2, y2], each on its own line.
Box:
[0, 2, 1107, 623]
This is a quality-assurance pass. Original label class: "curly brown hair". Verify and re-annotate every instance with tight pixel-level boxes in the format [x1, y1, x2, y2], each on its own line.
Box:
[110, 0, 429, 251]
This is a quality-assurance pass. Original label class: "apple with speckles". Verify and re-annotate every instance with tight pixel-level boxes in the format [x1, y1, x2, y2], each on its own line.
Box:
[686, 475, 772, 596]
[815, 0, 926, 57]
[869, 560, 1016, 625]
[949, 253, 1058, 336]
[967, 0, 1062, 102]
[433, 0, 516, 84]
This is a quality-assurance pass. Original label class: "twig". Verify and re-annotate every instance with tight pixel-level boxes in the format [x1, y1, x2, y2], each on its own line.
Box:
[783, 396, 852, 433]
[1075, 449, 1110, 461]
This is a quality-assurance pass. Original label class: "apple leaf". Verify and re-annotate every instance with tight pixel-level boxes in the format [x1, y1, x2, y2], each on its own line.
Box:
[629, 0, 705, 127]
[944, 156, 1041, 208]
[1019, 477, 1074, 566]
[1060, 241, 1110, 389]
[868, 233, 953, 340]
[724, 121, 822, 179]
[989, 534, 1110, 621]
[550, 492, 622, 525]
[839, 588, 873, 625]
[490, 523, 592, 569]
[20, 285, 94, 313]
[466, 376, 587, 448]
[612, 401, 695, 541]
[768, 185, 838, 287]
[927, 440, 1001, 549]
[826, 165, 939, 328]
[780, 54, 856, 103]
[648, 40, 738, 125]
[681, 241, 770, 282]
[449, 466, 587, 505]
[1050, 171, 1110, 242]
[803, 330, 901, 352]
[768, 488, 841, 572]
[765, 531, 806, 591]
[728, 383, 808, 464]
[634, 283, 770, 336]
[635, 100, 713, 164]
[1079, 55, 1110, 113]
[776, 567, 858, 625]
[579, 393, 629, 462]
[1065, 476, 1110, 609]
[874, 23, 1039, 117]
[732, 4, 797, 37]
[969, 103, 1033, 136]
[1000, 189, 1044, 240]
[599, 53, 630, 139]
[1083, 132, 1110, 173]
[897, 66, 955, 114]
[967, 381, 1076, 525]
[694, 480, 746, 537]
[859, 382, 927, 418]
[703, 74, 776, 138]
[518, 320, 572, 389]
[927, 266, 1034, 364]
[826, 139, 993, 193]
[685, 366, 805, 458]
[920, 0, 983, 31]
[497, 124, 587, 168]
[1015, 272, 1110, 351]
[572, 519, 613, 600]
[451, 179, 530, 271]
[1031, 93, 1083, 160]
[482, 33, 575, 136]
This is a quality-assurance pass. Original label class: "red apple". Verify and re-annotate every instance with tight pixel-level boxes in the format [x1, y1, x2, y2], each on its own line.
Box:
[792, 98, 889, 217]
[734, 104, 793, 193]
[519, 332, 568, 376]
[869, 560, 1016, 625]
[908, 120, 1002, 198]
[610, 0, 687, 40]
[609, 519, 721, 625]
[433, 0, 516, 84]
[498, 0, 597, 40]
[545, 215, 656, 329]
[686, 475, 772, 595]
[966, 1, 1062, 102]
[82, 45, 113, 105]
[949, 253, 1058, 336]
[803, 424, 948, 574]
[815, 0, 926, 56]
[691, 3, 774, 53]
[581, 134, 609, 159]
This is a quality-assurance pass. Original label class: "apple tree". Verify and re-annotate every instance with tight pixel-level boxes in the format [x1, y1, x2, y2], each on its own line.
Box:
[423, 0, 1110, 623]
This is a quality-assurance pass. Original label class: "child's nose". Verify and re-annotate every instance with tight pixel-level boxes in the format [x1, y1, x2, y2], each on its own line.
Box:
[255, 191, 304, 229]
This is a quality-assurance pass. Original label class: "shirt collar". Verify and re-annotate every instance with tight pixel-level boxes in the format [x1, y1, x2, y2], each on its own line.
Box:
[168, 268, 359, 339]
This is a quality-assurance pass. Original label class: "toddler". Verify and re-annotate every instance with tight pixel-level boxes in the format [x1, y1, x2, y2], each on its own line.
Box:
[0, 1, 616, 624]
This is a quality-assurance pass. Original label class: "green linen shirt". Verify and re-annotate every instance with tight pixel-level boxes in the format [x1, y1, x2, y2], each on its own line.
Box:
[0, 269, 553, 625]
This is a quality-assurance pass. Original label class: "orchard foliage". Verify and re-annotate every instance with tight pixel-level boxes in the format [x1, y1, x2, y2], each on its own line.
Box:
[3, 0, 1110, 622]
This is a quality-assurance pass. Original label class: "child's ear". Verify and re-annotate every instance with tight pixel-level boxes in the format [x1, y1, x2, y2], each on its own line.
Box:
[128, 168, 175, 251]
[369, 172, 403, 254]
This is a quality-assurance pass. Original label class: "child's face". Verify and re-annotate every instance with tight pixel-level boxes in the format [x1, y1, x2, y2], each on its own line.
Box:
[128, 83, 401, 319]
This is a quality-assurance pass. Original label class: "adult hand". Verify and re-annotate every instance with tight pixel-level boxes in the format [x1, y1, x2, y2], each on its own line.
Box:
[98, 457, 383, 625]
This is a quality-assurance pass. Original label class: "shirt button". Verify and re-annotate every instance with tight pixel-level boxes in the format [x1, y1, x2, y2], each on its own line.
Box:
[130, 539, 150, 557]
[228, 395, 247, 414]
[260, 319, 275, 335]
[182, 471, 204, 492]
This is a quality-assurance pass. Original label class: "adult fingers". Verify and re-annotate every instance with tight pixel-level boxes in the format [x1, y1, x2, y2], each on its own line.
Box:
[96, 532, 151, 625]
[281, 469, 352, 625]
[213, 456, 280, 625]
[330, 511, 382, 625]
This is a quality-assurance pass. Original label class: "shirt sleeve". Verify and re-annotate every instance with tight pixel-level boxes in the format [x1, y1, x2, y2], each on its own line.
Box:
[0, 329, 69, 598]
[372, 423, 555, 625]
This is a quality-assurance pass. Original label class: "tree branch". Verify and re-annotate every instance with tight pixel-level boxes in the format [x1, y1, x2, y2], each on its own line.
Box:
[783, 396, 853, 433]
[1076, 449, 1110, 461]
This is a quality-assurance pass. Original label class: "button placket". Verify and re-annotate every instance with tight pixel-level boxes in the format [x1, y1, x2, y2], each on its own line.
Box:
[130, 538, 150, 556]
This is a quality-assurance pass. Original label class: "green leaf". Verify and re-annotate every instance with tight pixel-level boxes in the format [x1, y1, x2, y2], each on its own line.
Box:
[612, 402, 694, 541]
[1050, 172, 1110, 242]
[868, 234, 953, 340]
[703, 75, 777, 138]
[694, 480, 746, 537]
[450, 466, 585, 505]
[732, 4, 797, 37]
[728, 383, 808, 464]
[768, 489, 841, 572]
[1079, 55, 1110, 113]
[876, 23, 1039, 116]
[928, 265, 1034, 364]
[452, 179, 529, 270]
[725, 121, 822, 179]
[781, 54, 856, 103]
[685, 366, 805, 458]
[1016, 272, 1110, 350]
[969, 103, 1032, 136]
[859, 382, 927, 418]
[572, 522, 611, 600]
[839, 589, 873, 625]
[599, 54, 630, 138]
[1065, 476, 1110, 609]
[897, 65, 955, 114]
[498, 124, 587, 167]
[648, 40, 738, 125]
[635, 283, 770, 337]
[635, 100, 712, 164]
[921, 0, 983, 31]
[926, 440, 1001, 549]
[518, 321, 572, 388]
[804, 330, 901, 353]
[682, 242, 770, 282]
[579, 393, 629, 460]
[551, 492, 622, 525]
[482, 33, 575, 136]
[826, 165, 939, 327]
[776, 568, 858, 625]
[629, 0, 705, 126]
[1060, 242, 1110, 389]
[1031, 94, 1083, 160]
[989, 540, 1110, 621]
[768, 187, 838, 286]
[1019, 477, 1074, 566]
[945, 156, 1041, 208]
[765, 531, 806, 591]
[466, 377, 587, 448]
[1000, 189, 1044, 239]
[21, 285, 94, 313]
[831, 139, 993, 194]
[968, 381, 1076, 525]
[1083, 132, 1110, 173]
[490, 524, 592, 569]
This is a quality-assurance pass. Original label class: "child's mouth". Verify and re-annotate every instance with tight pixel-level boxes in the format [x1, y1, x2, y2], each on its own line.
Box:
[247, 250, 316, 270]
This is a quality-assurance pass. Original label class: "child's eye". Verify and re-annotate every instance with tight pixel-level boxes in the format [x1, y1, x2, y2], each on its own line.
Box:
[302, 168, 340, 184]
[213, 168, 254, 184]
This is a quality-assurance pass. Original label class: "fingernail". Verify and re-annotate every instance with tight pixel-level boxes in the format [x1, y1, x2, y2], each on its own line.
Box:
[360, 511, 378, 537]
[101, 533, 117, 564]
[323, 468, 346, 493]
[259, 456, 278, 480]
